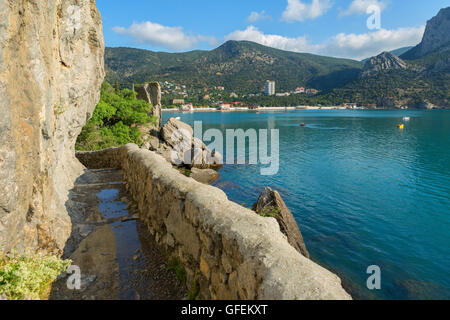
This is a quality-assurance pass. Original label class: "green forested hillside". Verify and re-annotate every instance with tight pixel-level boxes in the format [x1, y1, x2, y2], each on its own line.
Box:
[105, 35, 449, 108]
[105, 40, 363, 93]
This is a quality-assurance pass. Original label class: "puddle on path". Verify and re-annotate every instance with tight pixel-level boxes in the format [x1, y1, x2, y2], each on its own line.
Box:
[50, 169, 186, 300]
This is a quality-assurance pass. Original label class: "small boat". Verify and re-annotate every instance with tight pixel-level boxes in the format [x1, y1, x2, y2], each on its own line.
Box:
[397, 124, 404, 129]
[175, 117, 181, 120]
[403, 117, 411, 121]
[300, 123, 306, 127]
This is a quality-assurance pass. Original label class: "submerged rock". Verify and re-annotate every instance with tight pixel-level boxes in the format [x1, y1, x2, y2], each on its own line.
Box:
[253, 187, 310, 258]
[190, 168, 220, 185]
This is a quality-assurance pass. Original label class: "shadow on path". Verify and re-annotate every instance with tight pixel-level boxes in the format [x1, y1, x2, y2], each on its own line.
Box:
[49, 168, 186, 300]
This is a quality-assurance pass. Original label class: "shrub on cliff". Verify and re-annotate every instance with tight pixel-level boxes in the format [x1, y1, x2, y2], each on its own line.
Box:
[76, 82, 155, 151]
[0, 254, 71, 300]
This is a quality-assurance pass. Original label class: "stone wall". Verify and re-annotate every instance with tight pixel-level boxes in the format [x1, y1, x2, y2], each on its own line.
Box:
[0, 0, 104, 255]
[77, 144, 351, 300]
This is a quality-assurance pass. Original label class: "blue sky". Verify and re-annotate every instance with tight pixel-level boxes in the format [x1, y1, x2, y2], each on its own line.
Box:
[97, 0, 448, 60]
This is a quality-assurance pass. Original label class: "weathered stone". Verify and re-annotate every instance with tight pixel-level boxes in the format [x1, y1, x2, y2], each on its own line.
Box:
[166, 209, 200, 260]
[162, 118, 194, 149]
[136, 82, 162, 145]
[159, 118, 222, 169]
[78, 145, 352, 300]
[221, 254, 233, 274]
[148, 82, 162, 129]
[200, 256, 211, 280]
[166, 233, 175, 247]
[253, 187, 310, 258]
[0, 0, 104, 255]
[190, 168, 220, 185]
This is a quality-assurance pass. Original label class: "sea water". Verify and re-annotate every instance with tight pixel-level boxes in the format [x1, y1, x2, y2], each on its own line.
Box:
[163, 110, 450, 300]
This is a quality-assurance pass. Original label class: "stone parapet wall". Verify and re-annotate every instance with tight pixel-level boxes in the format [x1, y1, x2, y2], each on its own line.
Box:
[76, 144, 351, 300]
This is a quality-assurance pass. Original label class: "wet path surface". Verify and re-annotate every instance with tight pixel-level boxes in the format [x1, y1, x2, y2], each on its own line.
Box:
[50, 169, 186, 300]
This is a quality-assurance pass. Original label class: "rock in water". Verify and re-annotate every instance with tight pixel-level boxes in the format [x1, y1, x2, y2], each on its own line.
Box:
[0, 0, 105, 255]
[159, 118, 222, 169]
[190, 168, 220, 185]
[253, 187, 310, 258]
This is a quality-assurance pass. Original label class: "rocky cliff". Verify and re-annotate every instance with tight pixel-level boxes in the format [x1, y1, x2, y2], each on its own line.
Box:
[402, 7, 450, 60]
[362, 52, 408, 77]
[253, 187, 310, 258]
[0, 0, 104, 255]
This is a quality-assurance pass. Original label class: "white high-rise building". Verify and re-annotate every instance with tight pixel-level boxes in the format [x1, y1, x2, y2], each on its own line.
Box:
[265, 80, 276, 96]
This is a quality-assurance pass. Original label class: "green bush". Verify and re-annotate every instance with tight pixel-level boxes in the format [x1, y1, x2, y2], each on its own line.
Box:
[76, 82, 155, 151]
[0, 254, 71, 300]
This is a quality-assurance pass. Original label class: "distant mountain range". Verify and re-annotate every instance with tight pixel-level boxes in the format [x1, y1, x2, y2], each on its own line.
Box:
[105, 41, 363, 93]
[105, 7, 449, 108]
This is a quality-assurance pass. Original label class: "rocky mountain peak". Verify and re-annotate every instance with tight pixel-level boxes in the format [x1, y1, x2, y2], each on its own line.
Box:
[402, 7, 450, 60]
[362, 52, 408, 77]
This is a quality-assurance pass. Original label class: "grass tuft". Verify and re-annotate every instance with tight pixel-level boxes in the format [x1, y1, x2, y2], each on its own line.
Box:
[168, 258, 187, 284]
[186, 280, 200, 300]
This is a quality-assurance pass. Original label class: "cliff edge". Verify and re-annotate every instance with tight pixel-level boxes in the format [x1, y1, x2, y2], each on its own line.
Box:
[0, 0, 105, 255]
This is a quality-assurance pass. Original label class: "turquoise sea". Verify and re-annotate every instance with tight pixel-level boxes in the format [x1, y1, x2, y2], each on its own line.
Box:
[162, 110, 450, 300]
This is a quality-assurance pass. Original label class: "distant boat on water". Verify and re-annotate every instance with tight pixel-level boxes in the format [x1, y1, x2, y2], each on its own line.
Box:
[403, 117, 411, 121]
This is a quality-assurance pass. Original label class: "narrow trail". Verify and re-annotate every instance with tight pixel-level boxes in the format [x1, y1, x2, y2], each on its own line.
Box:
[50, 169, 186, 300]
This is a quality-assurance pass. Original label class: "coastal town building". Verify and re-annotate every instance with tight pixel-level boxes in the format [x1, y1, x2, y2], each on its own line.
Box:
[172, 99, 185, 104]
[218, 104, 231, 111]
[265, 80, 276, 96]
[295, 87, 305, 94]
[230, 92, 238, 98]
[180, 103, 194, 112]
[306, 88, 319, 95]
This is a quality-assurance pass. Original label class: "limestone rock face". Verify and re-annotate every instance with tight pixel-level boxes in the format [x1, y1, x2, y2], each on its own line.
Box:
[136, 82, 164, 150]
[253, 187, 310, 258]
[402, 7, 450, 60]
[362, 52, 408, 77]
[135, 82, 162, 129]
[159, 118, 223, 169]
[0, 0, 105, 255]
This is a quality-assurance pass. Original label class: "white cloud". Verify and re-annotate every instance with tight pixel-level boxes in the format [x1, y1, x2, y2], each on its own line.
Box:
[282, 0, 333, 22]
[112, 21, 217, 51]
[225, 26, 323, 53]
[225, 25, 425, 60]
[247, 10, 271, 23]
[325, 26, 425, 60]
[339, 0, 387, 17]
